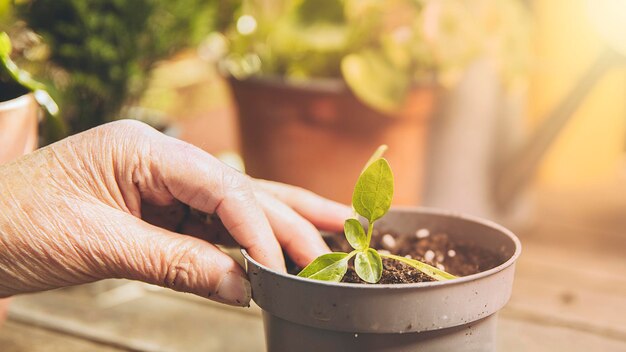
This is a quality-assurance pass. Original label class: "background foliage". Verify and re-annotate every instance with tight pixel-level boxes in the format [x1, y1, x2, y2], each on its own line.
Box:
[218, 0, 530, 112]
[2, 0, 235, 142]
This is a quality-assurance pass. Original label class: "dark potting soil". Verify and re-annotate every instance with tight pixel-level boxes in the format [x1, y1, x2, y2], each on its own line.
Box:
[322, 229, 503, 284]
[342, 257, 434, 284]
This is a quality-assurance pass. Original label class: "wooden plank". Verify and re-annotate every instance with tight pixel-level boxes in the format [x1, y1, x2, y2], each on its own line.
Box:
[497, 316, 626, 352]
[0, 320, 123, 352]
[505, 227, 626, 339]
[527, 176, 626, 258]
[10, 277, 625, 352]
[9, 282, 265, 352]
[503, 176, 626, 342]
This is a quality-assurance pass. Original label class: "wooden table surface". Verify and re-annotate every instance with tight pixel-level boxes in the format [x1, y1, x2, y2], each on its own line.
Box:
[1, 174, 625, 351]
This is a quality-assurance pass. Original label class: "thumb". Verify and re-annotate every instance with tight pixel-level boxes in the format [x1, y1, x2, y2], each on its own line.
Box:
[111, 215, 251, 307]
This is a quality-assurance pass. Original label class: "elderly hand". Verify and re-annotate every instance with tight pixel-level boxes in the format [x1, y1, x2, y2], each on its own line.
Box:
[0, 120, 351, 306]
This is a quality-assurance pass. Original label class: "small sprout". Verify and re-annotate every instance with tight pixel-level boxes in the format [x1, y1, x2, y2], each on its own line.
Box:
[298, 146, 457, 283]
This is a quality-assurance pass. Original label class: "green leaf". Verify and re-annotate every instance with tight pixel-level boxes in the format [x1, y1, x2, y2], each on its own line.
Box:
[381, 253, 457, 281]
[355, 248, 382, 283]
[298, 252, 350, 282]
[341, 50, 410, 113]
[344, 218, 367, 250]
[352, 158, 394, 223]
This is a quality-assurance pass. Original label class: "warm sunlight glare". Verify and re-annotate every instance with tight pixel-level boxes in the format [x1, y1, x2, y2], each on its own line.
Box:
[588, 0, 626, 55]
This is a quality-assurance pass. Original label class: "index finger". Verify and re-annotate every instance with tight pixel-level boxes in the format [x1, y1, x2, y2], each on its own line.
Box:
[256, 179, 353, 232]
[152, 136, 285, 271]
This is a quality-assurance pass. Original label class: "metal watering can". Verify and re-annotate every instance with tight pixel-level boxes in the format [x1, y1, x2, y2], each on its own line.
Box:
[424, 3, 626, 225]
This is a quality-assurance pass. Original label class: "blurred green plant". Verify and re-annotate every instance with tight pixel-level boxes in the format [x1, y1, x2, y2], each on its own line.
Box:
[1, 31, 43, 96]
[1, 31, 63, 138]
[216, 0, 530, 113]
[10, 0, 229, 142]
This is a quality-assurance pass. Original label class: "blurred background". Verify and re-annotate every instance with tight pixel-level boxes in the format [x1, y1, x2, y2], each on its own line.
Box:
[0, 0, 624, 351]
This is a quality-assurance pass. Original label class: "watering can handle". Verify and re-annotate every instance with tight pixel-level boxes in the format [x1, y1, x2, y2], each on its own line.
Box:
[494, 48, 622, 209]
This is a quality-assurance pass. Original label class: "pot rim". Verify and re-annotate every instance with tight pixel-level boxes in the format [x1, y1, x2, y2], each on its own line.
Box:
[242, 206, 521, 290]
[0, 93, 33, 112]
[227, 75, 439, 94]
[228, 75, 348, 94]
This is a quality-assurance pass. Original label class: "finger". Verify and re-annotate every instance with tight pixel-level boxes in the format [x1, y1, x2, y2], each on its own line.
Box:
[256, 180, 353, 232]
[112, 214, 251, 307]
[152, 136, 285, 271]
[256, 191, 331, 267]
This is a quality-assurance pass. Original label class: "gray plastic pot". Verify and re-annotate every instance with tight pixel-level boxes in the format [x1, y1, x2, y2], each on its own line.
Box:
[242, 207, 521, 352]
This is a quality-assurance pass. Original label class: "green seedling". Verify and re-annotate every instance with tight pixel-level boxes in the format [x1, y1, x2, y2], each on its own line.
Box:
[298, 146, 457, 283]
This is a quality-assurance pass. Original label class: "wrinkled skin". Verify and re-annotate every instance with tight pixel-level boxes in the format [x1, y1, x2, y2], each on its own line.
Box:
[0, 120, 350, 309]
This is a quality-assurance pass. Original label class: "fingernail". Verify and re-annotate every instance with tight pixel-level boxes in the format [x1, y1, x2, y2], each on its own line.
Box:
[215, 272, 251, 307]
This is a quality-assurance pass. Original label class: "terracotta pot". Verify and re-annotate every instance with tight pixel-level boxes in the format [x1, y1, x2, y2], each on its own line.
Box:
[0, 92, 40, 325]
[243, 207, 521, 352]
[229, 77, 436, 205]
[0, 93, 39, 164]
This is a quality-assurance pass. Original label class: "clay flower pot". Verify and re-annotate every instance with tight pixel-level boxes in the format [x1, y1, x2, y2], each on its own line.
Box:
[228, 77, 436, 205]
[242, 207, 521, 352]
[0, 92, 39, 164]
